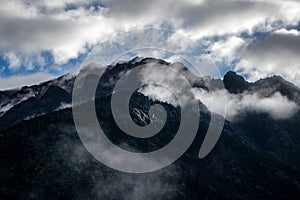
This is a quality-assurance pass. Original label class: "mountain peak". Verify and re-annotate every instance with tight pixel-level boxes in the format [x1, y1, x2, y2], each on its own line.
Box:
[223, 71, 250, 93]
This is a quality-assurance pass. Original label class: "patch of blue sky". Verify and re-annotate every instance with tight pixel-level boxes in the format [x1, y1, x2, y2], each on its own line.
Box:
[0, 50, 87, 79]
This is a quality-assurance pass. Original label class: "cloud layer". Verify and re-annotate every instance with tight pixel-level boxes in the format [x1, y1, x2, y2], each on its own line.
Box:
[236, 29, 300, 85]
[194, 89, 299, 121]
[0, 0, 300, 89]
[0, 72, 54, 90]
[139, 79, 299, 122]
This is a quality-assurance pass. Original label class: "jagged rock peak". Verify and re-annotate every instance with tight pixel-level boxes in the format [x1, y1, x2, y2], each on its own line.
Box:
[223, 71, 250, 93]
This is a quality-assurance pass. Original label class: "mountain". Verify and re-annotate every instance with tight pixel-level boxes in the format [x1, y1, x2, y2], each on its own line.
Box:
[224, 71, 300, 103]
[223, 71, 250, 93]
[223, 71, 300, 170]
[0, 73, 74, 119]
[0, 57, 300, 199]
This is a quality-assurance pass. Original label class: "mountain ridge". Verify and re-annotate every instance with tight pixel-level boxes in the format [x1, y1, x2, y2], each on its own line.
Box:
[1, 57, 300, 199]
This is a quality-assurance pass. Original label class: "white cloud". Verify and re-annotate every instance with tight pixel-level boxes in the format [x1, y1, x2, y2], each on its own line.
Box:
[0, 0, 299, 92]
[139, 84, 177, 106]
[0, 72, 55, 90]
[0, 0, 300, 72]
[202, 27, 300, 86]
[55, 102, 72, 111]
[0, 0, 115, 65]
[3, 52, 21, 70]
[211, 36, 246, 65]
[1, 51, 47, 71]
[137, 62, 199, 107]
[274, 28, 300, 36]
[194, 89, 299, 121]
[236, 29, 300, 85]
[138, 76, 299, 121]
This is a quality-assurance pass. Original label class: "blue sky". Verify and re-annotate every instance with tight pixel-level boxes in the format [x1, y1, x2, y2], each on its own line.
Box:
[0, 0, 300, 90]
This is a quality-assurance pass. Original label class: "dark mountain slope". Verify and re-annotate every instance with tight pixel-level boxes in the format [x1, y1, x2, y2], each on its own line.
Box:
[0, 58, 300, 199]
[223, 71, 300, 170]
[1, 94, 300, 200]
[224, 71, 300, 103]
[0, 86, 71, 130]
[223, 71, 250, 93]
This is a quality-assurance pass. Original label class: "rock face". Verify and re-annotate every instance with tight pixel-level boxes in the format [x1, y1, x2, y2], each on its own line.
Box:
[0, 57, 300, 199]
[223, 71, 250, 93]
